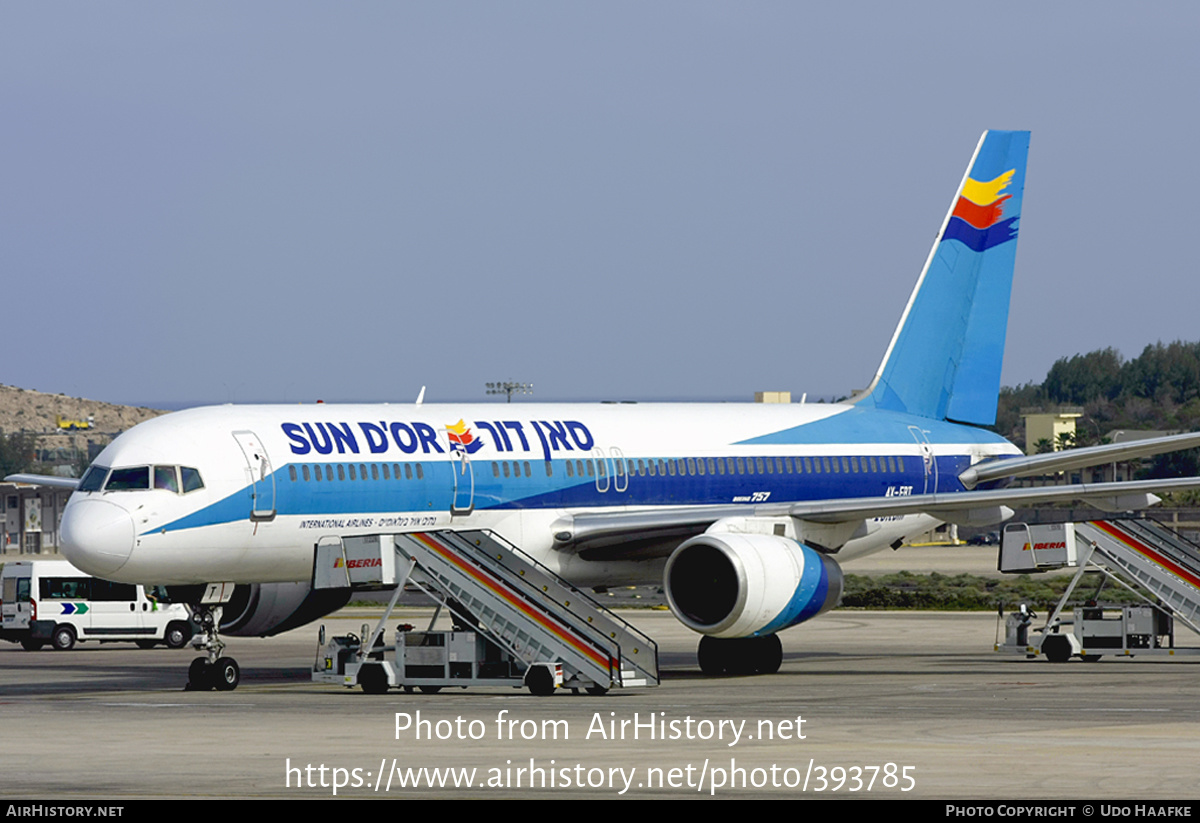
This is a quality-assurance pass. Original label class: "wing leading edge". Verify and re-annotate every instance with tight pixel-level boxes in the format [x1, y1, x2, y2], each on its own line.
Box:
[555, 476, 1200, 555]
[4, 473, 80, 490]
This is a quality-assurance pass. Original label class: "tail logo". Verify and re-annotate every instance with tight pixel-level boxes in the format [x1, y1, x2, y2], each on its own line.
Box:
[942, 168, 1019, 252]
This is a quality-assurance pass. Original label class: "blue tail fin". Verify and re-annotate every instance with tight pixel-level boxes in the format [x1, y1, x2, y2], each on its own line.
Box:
[854, 130, 1030, 426]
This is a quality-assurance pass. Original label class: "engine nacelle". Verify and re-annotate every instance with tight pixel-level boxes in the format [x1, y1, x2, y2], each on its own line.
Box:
[664, 533, 843, 638]
[222, 583, 352, 637]
[163, 583, 350, 637]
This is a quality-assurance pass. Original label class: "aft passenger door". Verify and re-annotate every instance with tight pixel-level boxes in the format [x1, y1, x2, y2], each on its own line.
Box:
[907, 426, 939, 495]
[232, 431, 276, 522]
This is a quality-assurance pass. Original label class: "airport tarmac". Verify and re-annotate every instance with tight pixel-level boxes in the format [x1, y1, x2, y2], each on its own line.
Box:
[2, 606, 1200, 800]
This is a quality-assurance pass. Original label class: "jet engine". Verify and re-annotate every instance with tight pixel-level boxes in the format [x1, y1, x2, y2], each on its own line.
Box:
[664, 532, 843, 639]
[221, 583, 351, 637]
[161, 583, 350, 637]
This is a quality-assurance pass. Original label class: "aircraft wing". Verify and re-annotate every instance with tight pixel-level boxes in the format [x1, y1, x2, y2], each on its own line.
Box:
[4, 473, 80, 490]
[959, 431, 1200, 487]
[555, 477, 1200, 553]
[787, 476, 1200, 523]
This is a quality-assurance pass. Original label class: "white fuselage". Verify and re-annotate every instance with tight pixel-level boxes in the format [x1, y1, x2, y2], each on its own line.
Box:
[59, 401, 1019, 587]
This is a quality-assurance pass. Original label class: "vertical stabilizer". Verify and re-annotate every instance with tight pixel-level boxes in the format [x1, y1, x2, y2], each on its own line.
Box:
[854, 130, 1030, 425]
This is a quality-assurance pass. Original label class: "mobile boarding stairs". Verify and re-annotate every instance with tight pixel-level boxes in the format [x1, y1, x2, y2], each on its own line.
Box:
[997, 518, 1200, 662]
[310, 529, 659, 695]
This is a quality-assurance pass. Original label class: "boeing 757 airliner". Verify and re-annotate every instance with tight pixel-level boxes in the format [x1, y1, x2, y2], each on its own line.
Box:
[32, 130, 1200, 689]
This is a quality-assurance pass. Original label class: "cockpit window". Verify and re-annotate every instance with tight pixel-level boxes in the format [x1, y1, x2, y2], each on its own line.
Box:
[77, 465, 109, 492]
[154, 466, 180, 493]
[105, 467, 150, 491]
[87, 464, 202, 494]
[180, 467, 204, 493]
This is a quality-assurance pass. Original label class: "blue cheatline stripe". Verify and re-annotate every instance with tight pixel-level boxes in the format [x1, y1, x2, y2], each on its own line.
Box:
[757, 544, 830, 635]
[142, 446, 981, 536]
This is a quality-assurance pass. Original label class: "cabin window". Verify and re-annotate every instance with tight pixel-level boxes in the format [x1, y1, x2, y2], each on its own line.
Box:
[302, 465, 311, 481]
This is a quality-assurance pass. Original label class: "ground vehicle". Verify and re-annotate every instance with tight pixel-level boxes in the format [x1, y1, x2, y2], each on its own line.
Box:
[0, 560, 191, 651]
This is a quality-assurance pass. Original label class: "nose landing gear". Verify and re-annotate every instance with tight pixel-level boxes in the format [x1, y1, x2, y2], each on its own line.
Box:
[184, 604, 241, 691]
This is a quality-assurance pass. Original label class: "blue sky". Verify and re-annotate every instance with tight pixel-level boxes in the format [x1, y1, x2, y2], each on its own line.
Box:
[4, 3, 1197, 407]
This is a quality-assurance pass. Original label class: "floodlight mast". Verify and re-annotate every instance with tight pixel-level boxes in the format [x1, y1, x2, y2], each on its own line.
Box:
[485, 381, 533, 403]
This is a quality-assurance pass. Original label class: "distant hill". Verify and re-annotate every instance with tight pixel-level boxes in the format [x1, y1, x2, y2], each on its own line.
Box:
[0, 384, 166, 437]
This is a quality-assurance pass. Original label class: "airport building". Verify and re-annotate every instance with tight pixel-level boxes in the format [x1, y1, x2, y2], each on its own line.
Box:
[0, 482, 72, 555]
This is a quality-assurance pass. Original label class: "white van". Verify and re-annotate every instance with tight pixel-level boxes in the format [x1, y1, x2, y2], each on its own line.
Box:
[0, 560, 192, 651]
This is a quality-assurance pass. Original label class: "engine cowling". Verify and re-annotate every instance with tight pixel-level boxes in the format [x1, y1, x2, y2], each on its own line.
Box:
[163, 583, 351, 637]
[222, 583, 351, 637]
[664, 533, 843, 638]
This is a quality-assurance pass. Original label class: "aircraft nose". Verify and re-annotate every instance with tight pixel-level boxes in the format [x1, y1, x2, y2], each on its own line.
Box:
[60, 499, 136, 576]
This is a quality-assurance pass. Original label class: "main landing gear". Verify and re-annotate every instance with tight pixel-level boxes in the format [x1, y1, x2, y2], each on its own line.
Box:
[697, 634, 783, 676]
[185, 604, 241, 691]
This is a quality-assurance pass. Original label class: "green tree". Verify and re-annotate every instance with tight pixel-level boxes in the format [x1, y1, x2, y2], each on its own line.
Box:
[1044, 348, 1124, 404]
[0, 431, 37, 477]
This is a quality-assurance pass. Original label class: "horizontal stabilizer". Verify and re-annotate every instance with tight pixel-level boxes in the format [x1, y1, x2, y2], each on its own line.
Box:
[789, 477, 1200, 524]
[959, 431, 1200, 487]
